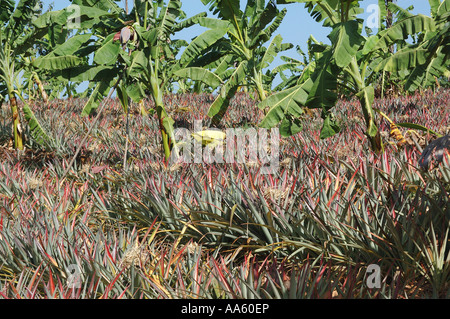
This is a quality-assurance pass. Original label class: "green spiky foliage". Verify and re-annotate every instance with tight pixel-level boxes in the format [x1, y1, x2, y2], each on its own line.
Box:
[1, 89, 448, 299]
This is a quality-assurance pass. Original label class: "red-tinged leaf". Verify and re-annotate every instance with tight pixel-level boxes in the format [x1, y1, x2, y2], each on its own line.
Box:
[9, 283, 20, 299]
[160, 251, 166, 278]
[48, 268, 55, 296]
[327, 171, 346, 208]
[193, 257, 201, 296]
[0, 291, 9, 299]
[170, 245, 187, 266]
[55, 276, 69, 299]
[104, 243, 115, 263]
[210, 257, 236, 296]
[71, 213, 77, 232]
[117, 286, 130, 299]
[113, 31, 121, 42]
[88, 275, 101, 297]
[39, 244, 58, 268]
[102, 268, 126, 299]
[28, 264, 44, 298]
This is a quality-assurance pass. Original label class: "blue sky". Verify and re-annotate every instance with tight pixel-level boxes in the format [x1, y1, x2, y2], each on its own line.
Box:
[39, 0, 432, 89]
[41, 1, 432, 47]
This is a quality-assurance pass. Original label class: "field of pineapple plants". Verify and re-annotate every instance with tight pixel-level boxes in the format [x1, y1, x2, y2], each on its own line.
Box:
[0, 0, 449, 301]
[1, 90, 448, 299]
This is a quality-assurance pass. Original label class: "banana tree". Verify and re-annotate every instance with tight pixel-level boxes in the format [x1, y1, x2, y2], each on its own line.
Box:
[177, 0, 293, 126]
[33, 0, 212, 160]
[118, 0, 210, 159]
[382, 0, 450, 92]
[31, 1, 122, 112]
[259, 0, 438, 154]
[364, 0, 407, 97]
[362, 1, 448, 97]
[0, 0, 52, 150]
[23, 22, 85, 101]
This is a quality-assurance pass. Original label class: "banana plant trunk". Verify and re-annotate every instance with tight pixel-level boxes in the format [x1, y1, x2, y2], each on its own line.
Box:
[139, 100, 148, 116]
[156, 103, 172, 160]
[253, 69, 267, 101]
[9, 95, 24, 150]
[348, 58, 383, 154]
[358, 91, 383, 154]
[150, 75, 176, 161]
[33, 73, 48, 103]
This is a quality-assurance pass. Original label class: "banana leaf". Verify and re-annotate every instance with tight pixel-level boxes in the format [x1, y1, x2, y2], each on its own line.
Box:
[17, 93, 53, 147]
